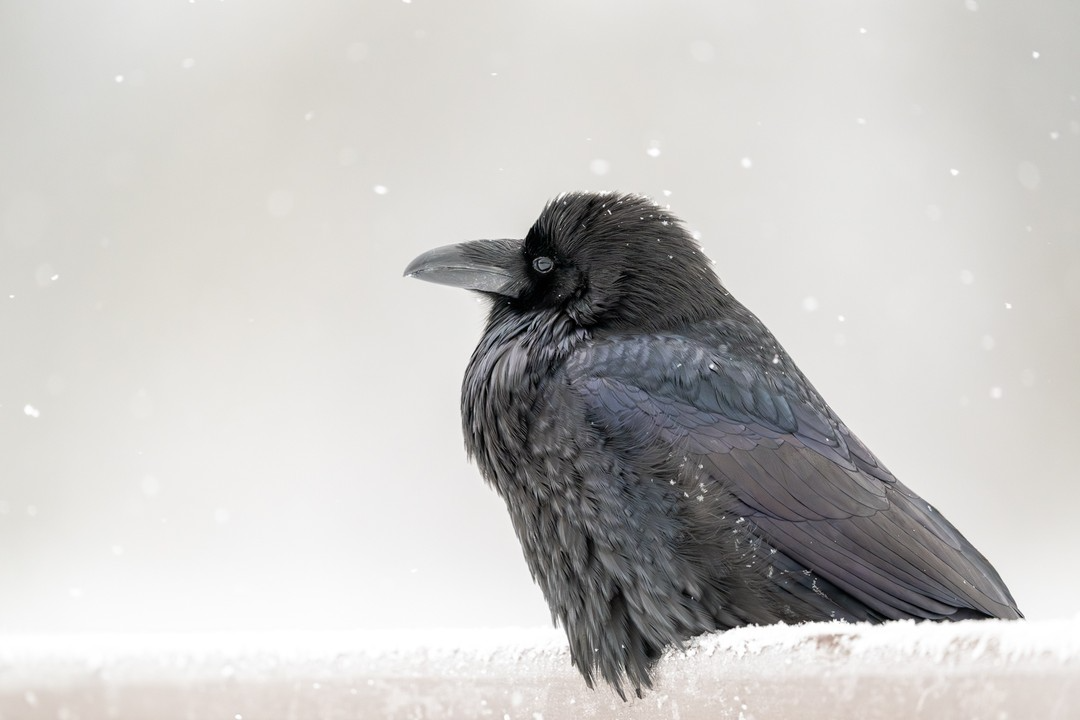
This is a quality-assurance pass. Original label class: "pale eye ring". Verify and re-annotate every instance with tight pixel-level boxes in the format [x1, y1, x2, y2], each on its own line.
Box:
[532, 256, 555, 274]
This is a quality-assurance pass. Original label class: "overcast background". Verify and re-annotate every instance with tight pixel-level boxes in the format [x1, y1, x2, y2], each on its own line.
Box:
[1, 1, 1077, 634]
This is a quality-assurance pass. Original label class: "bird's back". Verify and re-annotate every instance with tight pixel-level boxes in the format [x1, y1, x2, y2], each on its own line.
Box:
[492, 310, 1021, 693]
[409, 191, 1021, 698]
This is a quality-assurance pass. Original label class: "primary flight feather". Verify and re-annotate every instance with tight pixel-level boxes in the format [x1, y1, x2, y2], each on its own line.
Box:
[404, 192, 1021, 697]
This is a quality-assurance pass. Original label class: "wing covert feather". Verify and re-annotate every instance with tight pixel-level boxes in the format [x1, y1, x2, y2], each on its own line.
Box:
[566, 332, 1019, 620]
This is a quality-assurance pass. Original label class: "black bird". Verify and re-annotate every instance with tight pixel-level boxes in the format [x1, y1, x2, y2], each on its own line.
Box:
[404, 192, 1021, 697]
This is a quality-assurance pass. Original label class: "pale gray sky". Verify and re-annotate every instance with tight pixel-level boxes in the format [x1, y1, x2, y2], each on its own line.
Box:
[1, 0, 1077, 632]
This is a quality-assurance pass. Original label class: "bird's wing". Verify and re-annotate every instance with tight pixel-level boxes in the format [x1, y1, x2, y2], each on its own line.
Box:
[565, 331, 1020, 621]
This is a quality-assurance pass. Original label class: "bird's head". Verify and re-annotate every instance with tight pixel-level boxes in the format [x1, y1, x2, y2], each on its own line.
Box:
[404, 192, 729, 332]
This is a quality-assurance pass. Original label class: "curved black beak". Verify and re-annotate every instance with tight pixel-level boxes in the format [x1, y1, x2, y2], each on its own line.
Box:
[404, 239, 524, 296]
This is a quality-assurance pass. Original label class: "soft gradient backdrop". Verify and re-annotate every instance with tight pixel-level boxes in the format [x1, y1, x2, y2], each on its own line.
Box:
[1, 0, 1078, 633]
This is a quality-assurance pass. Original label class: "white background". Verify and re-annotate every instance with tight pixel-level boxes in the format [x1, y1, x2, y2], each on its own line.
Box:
[1, 0, 1077, 633]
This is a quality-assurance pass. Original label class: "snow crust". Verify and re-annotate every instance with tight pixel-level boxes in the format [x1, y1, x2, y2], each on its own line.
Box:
[1, 620, 1077, 719]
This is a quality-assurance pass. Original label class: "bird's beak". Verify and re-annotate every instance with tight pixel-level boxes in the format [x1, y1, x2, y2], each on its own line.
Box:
[403, 239, 524, 296]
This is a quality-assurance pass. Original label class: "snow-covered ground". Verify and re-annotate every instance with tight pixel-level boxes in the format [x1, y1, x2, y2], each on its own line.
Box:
[1, 619, 1077, 719]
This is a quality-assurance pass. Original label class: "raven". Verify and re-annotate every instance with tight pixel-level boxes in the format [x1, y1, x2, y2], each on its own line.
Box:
[404, 192, 1021, 697]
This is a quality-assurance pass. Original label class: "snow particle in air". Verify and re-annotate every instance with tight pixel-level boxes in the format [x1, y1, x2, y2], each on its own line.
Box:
[1017, 161, 1041, 191]
[989, 386, 1003, 400]
[740, 157, 753, 169]
[802, 296, 819, 312]
[589, 159, 610, 176]
[23, 404, 40, 418]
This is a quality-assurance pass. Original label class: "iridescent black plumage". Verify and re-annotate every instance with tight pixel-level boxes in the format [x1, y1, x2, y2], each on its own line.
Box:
[405, 192, 1021, 698]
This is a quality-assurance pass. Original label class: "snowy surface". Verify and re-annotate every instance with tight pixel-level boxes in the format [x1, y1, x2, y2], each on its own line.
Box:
[1, 619, 1077, 719]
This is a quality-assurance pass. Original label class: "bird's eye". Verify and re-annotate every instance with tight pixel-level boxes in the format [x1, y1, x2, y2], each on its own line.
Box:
[532, 256, 555, 274]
